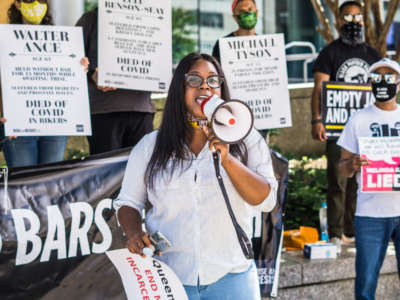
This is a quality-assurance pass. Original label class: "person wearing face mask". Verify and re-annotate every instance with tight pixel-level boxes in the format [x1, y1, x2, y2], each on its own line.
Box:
[311, 0, 381, 252]
[0, 0, 89, 168]
[337, 58, 400, 300]
[211, 0, 258, 64]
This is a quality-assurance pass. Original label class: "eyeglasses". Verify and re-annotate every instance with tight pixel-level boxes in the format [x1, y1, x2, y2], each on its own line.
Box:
[370, 72, 398, 84]
[185, 74, 223, 89]
[343, 13, 363, 23]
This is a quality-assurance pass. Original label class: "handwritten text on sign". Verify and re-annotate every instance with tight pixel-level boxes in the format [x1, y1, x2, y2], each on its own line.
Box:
[359, 137, 400, 193]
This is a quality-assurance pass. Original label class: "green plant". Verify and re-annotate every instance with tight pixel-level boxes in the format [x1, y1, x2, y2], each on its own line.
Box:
[172, 7, 196, 64]
[65, 149, 89, 160]
[284, 156, 327, 230]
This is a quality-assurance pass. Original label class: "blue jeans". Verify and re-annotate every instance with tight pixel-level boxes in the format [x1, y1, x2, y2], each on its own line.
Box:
[354, 216, 400, 300]
[3, 136, 67, 168]
[183, 263, 261, 300]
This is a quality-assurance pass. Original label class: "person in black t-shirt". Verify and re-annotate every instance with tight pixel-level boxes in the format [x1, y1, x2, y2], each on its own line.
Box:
[211, 0, 258, 64]
[311, 1, 381, 252]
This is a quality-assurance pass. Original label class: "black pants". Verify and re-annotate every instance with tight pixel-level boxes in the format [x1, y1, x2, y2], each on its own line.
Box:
[326, 140, 357, 238]
[88, 111, 154, 155]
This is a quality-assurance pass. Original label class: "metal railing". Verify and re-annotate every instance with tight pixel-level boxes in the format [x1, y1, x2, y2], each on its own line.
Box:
[285, 41, 319, 83]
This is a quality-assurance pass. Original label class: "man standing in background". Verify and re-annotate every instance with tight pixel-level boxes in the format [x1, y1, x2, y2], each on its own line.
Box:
[76, 7, 155, 155]
[311, 0, 380, 251]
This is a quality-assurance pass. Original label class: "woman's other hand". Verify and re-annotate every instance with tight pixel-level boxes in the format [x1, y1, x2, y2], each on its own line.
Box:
[126, 231, 153, 257]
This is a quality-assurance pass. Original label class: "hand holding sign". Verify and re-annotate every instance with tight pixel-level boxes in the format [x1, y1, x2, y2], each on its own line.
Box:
[359, 137, 400, 192]
[91, 68, 117, 92]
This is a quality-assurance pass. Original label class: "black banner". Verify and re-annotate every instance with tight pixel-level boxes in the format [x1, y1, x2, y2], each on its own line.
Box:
[321, 81, 374, 139]
[0, 148, 287, 299]
[253, 151, 288, 297]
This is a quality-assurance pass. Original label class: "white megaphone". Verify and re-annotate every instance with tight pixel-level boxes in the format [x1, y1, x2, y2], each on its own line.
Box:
[200, 95, 254, 144]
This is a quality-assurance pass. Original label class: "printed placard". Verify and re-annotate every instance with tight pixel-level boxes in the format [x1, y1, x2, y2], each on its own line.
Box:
[98, 0, 172, 92]
[322, 82, 375, 139]
[106, 249, 188, 300]
[0, 25, 91, 136]
[219, 34, 292, 130]
[359, 137, 400, 193]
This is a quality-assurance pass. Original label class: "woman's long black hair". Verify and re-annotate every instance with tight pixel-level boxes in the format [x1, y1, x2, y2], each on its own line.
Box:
[145, 53, 248, 190]
[8, 0, 54, 25]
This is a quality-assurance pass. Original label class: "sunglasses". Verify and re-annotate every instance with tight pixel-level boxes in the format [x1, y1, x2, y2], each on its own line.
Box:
[185, 74, 223, 89]
[370, 72, 398, 84]
[343, 13, 363, 23]
[21, 0, 47, 3]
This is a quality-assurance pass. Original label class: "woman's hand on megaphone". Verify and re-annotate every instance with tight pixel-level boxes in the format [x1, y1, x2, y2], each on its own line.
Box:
[202, 126, 229, 163]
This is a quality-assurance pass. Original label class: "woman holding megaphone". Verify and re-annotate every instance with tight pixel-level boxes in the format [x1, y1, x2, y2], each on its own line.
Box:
[114, 53, 277, 300]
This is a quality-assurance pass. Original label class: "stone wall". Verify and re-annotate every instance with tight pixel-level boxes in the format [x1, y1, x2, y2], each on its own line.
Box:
[269, 87, 325, 156]
[265, 246, 400, 300]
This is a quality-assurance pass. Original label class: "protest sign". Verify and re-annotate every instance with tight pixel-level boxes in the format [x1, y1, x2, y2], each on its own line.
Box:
[359, 137, 400, 193]
[106, 249, 188, 300]
[98, 0, 172, 92]
[219, 34, 292, 130]
[322, 82, 375, 139]
[0, 25, 91, 136]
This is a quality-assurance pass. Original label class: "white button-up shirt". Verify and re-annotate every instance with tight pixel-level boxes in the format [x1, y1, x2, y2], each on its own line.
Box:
[114, 129, 277, 286]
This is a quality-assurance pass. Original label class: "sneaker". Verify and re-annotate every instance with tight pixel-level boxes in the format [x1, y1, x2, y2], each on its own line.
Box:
[330, 237, 342, 254]
[342, 234, 355, 245]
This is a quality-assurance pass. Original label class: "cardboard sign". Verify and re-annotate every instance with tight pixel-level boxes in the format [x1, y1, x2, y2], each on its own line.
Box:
[359, 137, 400, 193]
[0, 25, 91, 136]
[219, 34, 292, 130]
[106, 249, 188, 300]
[322, 82, 375, 139]
[98, 0, 172, 92]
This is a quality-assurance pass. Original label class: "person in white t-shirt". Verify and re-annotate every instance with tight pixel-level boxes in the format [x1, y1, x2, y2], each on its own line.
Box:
[337, 58, 400, 300]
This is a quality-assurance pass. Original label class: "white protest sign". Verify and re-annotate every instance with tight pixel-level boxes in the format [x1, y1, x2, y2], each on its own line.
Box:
[98, 0, 172, 92]
[106, 249, 188, 300]
[359, 137, 400, 193]
[219, 34, 292, 130]
[0, 25, 91, 136]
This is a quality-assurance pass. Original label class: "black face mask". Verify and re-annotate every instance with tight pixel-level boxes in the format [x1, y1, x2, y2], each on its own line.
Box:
[371, 81, 397, 102]
[340, 22, 363, 46]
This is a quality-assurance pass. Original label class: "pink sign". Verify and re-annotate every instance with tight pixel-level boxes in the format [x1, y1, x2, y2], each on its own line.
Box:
[359, 137, 400, 193]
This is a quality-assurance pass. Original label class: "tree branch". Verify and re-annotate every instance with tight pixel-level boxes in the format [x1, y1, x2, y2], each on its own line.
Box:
[310, 0, 334, 43]
[363, 0, 377, 47]
[379, 0, 400, 57]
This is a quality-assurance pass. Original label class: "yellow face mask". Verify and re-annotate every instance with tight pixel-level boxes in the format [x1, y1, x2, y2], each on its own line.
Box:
[20, 1, 48, 25]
